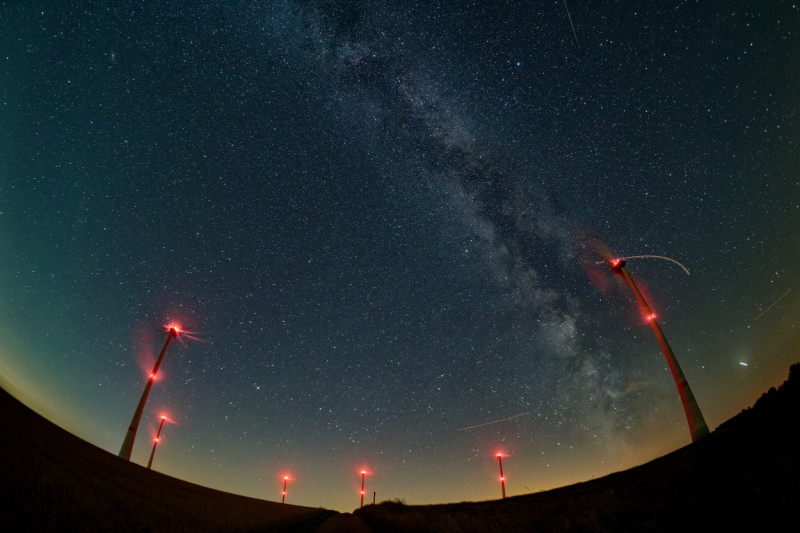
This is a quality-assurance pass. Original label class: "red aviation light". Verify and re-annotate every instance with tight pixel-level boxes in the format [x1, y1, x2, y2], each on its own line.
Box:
[281, 475, 290, 504]
[647, 313, 656, 321]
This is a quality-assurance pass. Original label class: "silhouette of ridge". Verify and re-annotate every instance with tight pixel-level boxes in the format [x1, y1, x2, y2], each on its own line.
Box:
[2, 363, 799, 532]
[355, 363, 800, 532]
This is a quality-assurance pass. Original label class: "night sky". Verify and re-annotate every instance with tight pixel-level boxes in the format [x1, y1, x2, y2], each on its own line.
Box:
[2, 0, 799, 512]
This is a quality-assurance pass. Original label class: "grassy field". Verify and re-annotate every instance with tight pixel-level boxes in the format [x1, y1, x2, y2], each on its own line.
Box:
[2, 364, 798, 532]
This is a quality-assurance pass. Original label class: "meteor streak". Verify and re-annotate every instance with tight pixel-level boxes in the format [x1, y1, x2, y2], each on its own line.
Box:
[754, 288, 792, 321]
[598, 255, 691, 276]
[563, 0, 578, 43]
[458, 411, 531, 431]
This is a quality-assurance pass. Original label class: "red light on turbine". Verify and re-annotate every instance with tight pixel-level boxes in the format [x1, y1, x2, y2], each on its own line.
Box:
[280, 475, 290, 504]
[149, 373, 156, 380]
[496, 453, 507, 499]
[610, 258, 626, 272]
[165, 323, 182, 336]
[358, 470, 368, 507]
[154, 437, 159, 443]
[647, 313, 656, 321]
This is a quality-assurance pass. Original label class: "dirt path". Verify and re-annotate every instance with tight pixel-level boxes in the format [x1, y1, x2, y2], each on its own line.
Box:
[313, 513, 373, 533]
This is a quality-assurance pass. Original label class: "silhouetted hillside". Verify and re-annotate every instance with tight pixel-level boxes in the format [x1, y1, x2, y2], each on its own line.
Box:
[355, 363, 800, 532]
[2, 364, 799, 532]
[0, 387, 336, 532]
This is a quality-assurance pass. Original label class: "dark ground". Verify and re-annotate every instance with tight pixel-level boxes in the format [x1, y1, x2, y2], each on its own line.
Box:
[2, 363, 799, 532]
[0, 386, 336, 532]
[355, 363, 800, 532]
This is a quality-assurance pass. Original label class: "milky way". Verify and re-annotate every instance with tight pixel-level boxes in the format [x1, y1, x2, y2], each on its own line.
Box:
[2, 1, 799, 511]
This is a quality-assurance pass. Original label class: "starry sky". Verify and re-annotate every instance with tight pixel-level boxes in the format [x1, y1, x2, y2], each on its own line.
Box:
[2, 0, 799, 512]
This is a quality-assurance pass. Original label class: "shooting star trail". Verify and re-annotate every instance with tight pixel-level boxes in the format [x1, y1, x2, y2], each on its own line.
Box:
[596, 254, 691, 275]
[754, 288, 792, 321]
[563, 0, 578, 43]
[620, 255, 691, 275]
[458, 411, 531, 431]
